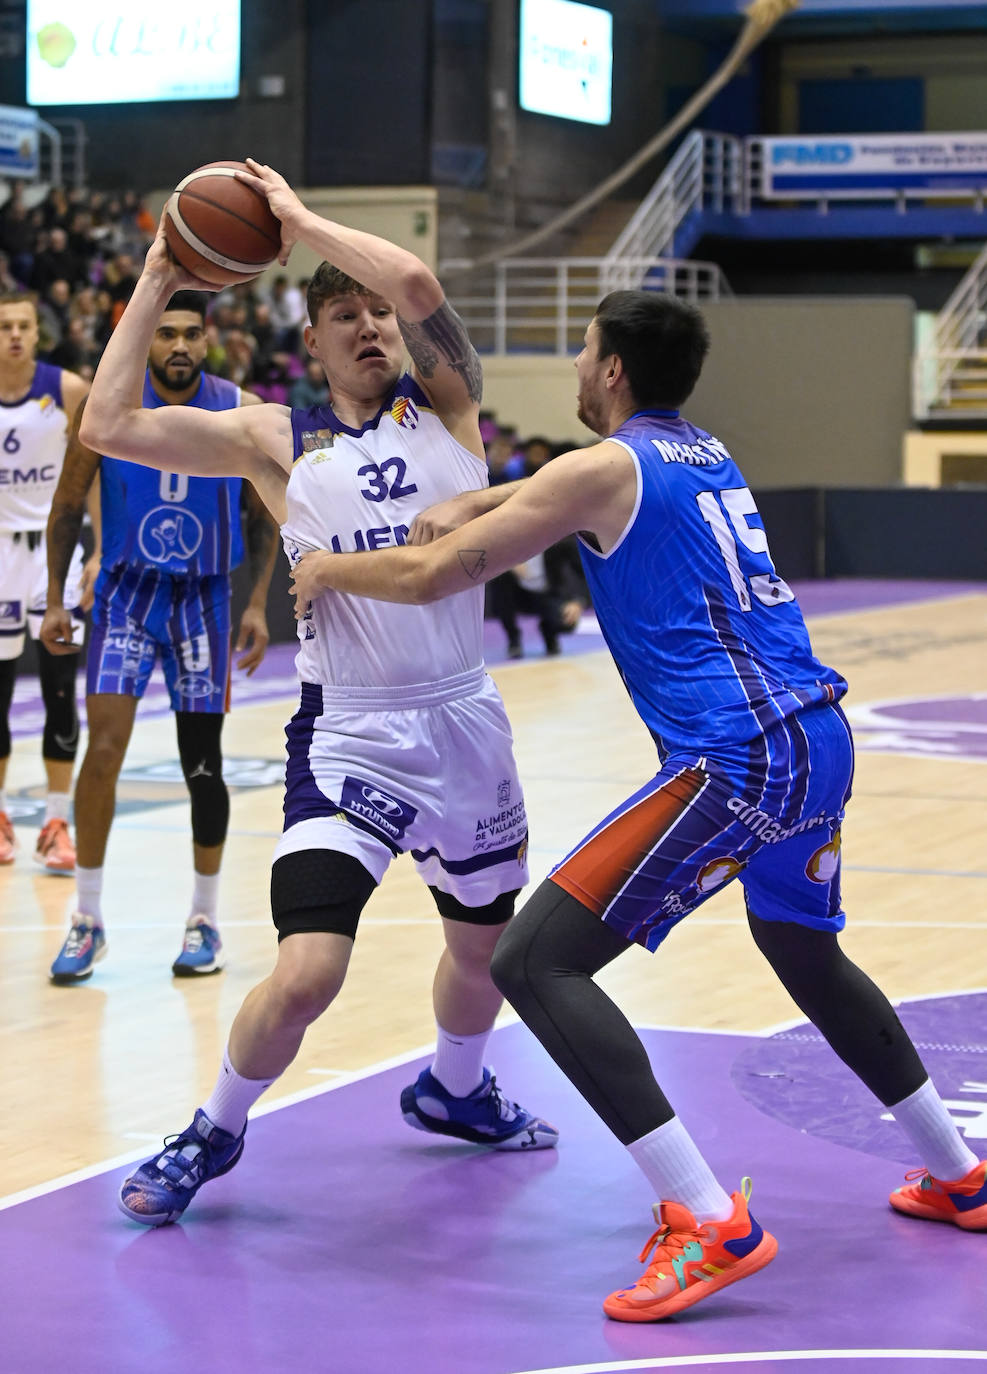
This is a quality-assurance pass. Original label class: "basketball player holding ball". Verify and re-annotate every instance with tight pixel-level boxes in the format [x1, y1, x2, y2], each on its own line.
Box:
[80, 160, 557, 1227]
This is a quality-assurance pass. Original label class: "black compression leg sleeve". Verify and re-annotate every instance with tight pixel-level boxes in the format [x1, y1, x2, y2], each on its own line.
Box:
[176, 712, 229, 848]
[0, 656, 15, 759]
[38, 643, 80, 761]
[747, 909, 928, 1106]
[491, 880, 676, 1144]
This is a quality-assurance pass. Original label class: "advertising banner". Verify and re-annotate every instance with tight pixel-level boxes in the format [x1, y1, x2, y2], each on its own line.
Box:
[0, 105, 40, 179]
[758, 133, 987, 199]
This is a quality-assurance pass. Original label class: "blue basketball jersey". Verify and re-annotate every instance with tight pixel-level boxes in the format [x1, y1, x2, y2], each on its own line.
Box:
[580, 409, 846, 755]
[100, 372, 244, 576]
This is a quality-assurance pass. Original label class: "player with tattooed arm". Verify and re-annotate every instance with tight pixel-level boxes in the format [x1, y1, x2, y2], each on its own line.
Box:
[79, 162, 556, 1226]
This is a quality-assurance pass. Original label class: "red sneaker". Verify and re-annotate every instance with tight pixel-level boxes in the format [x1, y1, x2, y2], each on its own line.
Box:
[34, 818, 77, 874]
[603, 1178, 778, 1322]
[0, 811, 14, 864]
[890, 1161, 987, 1230]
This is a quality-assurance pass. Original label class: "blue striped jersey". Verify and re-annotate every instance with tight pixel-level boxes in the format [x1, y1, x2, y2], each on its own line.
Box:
[579, 408, 846, 755]
[100, 371, 244, 576]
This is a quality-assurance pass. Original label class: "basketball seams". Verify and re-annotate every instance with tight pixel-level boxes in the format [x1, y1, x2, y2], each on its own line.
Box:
[178, 189, 282, 252]
[165, 197, 272, 277]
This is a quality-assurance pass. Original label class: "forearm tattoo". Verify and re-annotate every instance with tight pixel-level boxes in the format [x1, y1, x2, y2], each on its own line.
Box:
[48, 504, 85, 589]
[246, 505, 277, 587]
[398, 301, 483, 403]
[458, 549, 487, 580]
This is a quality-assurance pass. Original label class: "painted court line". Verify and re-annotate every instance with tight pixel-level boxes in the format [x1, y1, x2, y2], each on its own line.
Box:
[507, 1353, 987, 1374]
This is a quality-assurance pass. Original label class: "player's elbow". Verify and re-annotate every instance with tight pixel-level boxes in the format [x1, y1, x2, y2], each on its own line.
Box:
[78, 403, 115, 453]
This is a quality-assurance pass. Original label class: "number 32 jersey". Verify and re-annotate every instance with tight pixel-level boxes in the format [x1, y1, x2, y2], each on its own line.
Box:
[284, 375, 490, 689]
[581, 408, 847, 756]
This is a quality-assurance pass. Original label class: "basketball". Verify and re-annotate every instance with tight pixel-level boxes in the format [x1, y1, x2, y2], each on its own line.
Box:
[163, 161, 282, 287]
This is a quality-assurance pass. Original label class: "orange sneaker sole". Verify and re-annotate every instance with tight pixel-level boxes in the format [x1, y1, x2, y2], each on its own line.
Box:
[603, 1229, 779, 1322]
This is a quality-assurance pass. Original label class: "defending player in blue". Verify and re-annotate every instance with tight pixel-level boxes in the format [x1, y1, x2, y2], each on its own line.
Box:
[292, 289, 986, 1320]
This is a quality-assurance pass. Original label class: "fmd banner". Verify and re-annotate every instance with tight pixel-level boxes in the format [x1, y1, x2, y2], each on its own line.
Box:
[0, 106, 39, 178]
[759, 133, 987, 199]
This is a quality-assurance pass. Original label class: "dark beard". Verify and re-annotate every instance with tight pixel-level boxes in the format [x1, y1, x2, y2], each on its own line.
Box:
[149, 357, 203, 394]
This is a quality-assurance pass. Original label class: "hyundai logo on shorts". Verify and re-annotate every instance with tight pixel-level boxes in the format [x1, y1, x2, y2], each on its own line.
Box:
[340, 776, 419, 840]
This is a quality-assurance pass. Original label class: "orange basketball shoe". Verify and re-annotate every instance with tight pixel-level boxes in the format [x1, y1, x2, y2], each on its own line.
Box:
[603, 1178, 778, 1322]
[0, 811, 14, 864]
[33, 818, 76, 874]
[890, 1161, 987, 1230]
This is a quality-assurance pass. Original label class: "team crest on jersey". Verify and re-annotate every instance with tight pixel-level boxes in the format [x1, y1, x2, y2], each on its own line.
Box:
[390, 397, 419, 430]
[301, 428, 335, 456]
[38, 394, 54, 413]
[0, 599, 22, 623]
[696, 855, 745, 893]
[138, 506, 203, 563]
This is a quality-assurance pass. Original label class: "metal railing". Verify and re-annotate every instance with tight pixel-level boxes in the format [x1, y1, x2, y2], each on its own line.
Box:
[442, 255, 732, 355]
[913, 241, 987, 417]
[603, 131, 745, 268]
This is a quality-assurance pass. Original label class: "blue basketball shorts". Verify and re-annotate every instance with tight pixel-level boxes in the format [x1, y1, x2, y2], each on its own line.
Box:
[86, 564, 232, 713]
[550, 702, 855, 952]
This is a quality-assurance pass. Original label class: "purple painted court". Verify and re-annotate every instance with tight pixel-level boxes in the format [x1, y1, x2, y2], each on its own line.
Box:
[3, 1004, 986, 1374]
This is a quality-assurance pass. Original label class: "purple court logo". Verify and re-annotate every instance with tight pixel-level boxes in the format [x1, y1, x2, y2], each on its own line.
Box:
[846, 693, 987, 763]
[339, 775, 418, 841]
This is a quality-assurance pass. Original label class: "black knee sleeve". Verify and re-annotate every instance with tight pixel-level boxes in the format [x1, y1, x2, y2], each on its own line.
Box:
[0, 657, 15, 758]
[38, 645, 80, 762]
[271, 849, 377, 941]
[747, 910, 928, 1105]
[429, 885, 519, 926]
[176, 712, 229, 848]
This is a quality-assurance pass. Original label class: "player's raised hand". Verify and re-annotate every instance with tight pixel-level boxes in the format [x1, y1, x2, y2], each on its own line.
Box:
[234, 605, 270, 676]
[236, 159, 303, 265]
[144, 214, 220, 292]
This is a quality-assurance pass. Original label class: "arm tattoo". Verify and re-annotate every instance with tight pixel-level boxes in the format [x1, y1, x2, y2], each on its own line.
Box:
[398, 301, 483, 403]
[48, 503, 86, 590]
[458, 549, 487, 581]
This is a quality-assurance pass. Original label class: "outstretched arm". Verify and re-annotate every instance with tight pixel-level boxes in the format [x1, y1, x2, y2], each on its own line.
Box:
[79, 227, 292, 502]
[289, 443, 635, 611]
[237, 160, 481, 435]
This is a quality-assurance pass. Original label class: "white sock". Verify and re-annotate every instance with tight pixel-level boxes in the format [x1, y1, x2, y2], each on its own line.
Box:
[190, 871, 221, 924]
[201, 1047, 278, 1137]
[430, 1025, 491, 1098]
[889, 1078, 979, 1181]
[75, 865, 103, 923]
[45, 792, 71, 824]
[627, 1117, 734, 1223]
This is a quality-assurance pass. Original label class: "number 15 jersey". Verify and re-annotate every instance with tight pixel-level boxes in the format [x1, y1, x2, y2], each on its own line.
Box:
[284, 375, 489, 689]
[580, 408, 846, 757]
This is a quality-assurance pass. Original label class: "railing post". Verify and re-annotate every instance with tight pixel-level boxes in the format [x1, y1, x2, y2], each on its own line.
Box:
[556, 262, 568, 356]
[494, 263, 507, 355]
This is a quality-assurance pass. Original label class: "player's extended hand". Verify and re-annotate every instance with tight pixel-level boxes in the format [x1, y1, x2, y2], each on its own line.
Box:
[406, 491, 488, 545]
[79, 552, 100, 613]
[236, 159, 302, 266]
[289, 549, 334, 618]
[39, 606, 81, 656]
[235, 605, 270, 675]
[561, 599, 584, 629]
[145, 215, 220, 293]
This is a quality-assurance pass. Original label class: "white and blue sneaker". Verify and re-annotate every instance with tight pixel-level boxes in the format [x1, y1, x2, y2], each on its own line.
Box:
[172, 915, 224, 977]
[118, 1109, 246, 1226]
[50, 915, 107, 984]
[401, 1067, 559, 1150]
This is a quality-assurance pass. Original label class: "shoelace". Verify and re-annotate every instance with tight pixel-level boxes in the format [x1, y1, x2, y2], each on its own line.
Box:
[182, 928, 205, 953]
[637, 1218, 703, 1268]
[486, 1075, 520, 1124]
[902, 1166, 934, 1191]
[62, 924, 94, 957]
[155, 1133, 210, 1185]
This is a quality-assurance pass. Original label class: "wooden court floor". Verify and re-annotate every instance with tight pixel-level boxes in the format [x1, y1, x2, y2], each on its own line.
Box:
[1, 586, 985, 1198]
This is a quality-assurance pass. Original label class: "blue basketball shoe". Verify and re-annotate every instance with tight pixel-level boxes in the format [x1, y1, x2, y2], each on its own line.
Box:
[50, 915, 106, 983]
[401, 1067, 558, 1150]
[118, 1109, 245, 1226]
[172, 915, 224, 977]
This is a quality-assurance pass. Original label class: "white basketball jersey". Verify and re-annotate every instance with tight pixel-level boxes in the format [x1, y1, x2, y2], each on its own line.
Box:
[283, 376, 489, 688]
[0, 361, 70, 532]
